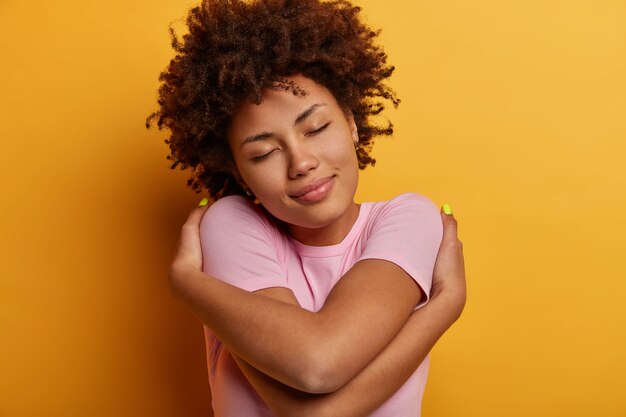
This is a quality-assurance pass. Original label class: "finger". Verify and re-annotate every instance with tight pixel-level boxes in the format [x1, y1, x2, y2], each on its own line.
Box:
[440, 203, 459, 243]
[184, 199, 211, 226]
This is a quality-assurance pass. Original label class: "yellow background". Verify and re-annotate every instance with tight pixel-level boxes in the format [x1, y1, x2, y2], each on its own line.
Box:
[1, 0, 625, 415]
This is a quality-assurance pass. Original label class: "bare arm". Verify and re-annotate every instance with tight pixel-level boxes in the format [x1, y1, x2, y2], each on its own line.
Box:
[229, 209, 466, 417]
[169, 200, 452, 395]
[236, 292, 463, 417]
[171, 257, 420, 393]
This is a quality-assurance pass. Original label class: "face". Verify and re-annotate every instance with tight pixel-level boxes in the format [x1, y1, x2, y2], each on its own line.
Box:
[227, 74, 360, 238]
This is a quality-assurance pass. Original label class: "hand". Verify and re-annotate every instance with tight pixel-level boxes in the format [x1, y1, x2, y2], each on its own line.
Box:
[169, 201, 211, 289]
[430, 206, 466, 316]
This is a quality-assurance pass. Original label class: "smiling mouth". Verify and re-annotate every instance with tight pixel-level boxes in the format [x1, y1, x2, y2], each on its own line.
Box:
[291, 176, 335, 204]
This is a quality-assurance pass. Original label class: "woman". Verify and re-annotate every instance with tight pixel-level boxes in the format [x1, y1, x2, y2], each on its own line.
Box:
[147, 0, 466, 415]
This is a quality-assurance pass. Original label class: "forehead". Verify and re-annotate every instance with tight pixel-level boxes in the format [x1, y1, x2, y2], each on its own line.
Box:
[228, 75, 339, 138]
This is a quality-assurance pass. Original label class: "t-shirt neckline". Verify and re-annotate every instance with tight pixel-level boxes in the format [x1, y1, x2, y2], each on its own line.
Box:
[287, 202, 372, 257]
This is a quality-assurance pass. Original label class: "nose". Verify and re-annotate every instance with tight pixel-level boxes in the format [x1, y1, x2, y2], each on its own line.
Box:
[287, 143, 319, 179]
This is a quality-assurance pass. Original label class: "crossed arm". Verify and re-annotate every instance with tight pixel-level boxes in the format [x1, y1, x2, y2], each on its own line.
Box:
[233, 285, 463, 417]
[169, 204, 466, 415]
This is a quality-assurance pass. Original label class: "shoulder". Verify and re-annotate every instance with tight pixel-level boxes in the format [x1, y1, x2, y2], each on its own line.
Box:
[361, 192, 443, 250]
[358, 193, 443, 307]
[201, 195, 269, 229]
[201, 195, 260, 222]
[200, 195, 283, 242]
[360, 192, 443, 253]
[391, 192, 439, 208]
[368, 192, 441, 226]
[199, 196, 290, 290]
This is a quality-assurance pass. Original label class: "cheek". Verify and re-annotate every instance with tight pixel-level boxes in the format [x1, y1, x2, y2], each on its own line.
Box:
[336, 140, 359, 166]
[323, 129, 358, 163]
[244, 168, 283, 200]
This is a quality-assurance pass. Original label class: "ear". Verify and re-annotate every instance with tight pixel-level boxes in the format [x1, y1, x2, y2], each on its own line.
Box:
[345, 110, 359, 144]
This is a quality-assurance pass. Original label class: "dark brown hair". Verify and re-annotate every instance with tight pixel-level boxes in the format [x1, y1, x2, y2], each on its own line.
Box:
[146, 0, 399, 199]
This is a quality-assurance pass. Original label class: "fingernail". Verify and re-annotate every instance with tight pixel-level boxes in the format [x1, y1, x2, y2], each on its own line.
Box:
[442, 203, 453, 215]
[198, 197, 209, 207]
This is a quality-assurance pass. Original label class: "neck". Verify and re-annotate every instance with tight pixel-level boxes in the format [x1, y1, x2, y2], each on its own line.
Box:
[287, 202, 360, 246]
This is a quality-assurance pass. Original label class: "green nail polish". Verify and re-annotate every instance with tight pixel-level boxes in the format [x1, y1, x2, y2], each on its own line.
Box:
[442, 203, 453, 215]
[199, 197, 209, 207]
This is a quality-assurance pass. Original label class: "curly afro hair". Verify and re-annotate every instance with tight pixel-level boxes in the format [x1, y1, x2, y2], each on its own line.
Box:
[146, 0, 399, 200]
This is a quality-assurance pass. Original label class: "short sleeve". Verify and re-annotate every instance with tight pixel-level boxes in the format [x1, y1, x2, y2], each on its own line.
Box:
[199, 195, 289, 292]
[357, 193, 443, 308]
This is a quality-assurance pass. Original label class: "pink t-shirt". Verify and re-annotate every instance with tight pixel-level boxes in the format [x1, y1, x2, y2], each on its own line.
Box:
[199, 192, 443, 417]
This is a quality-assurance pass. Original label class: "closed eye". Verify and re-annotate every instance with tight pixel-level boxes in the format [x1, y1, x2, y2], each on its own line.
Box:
[306, 122, 330, 136]
[252, 149, 277, 162]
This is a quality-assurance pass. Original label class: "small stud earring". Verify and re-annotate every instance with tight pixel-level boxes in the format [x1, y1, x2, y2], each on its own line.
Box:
[245, 189, 261, 205]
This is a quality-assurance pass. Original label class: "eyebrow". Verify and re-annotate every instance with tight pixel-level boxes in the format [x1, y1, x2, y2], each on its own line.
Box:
[240, 103, 327, 147]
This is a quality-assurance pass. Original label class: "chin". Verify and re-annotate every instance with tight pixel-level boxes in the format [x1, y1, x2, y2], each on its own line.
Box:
[261, 187, 356, 228]
[290, 203, 351, 229]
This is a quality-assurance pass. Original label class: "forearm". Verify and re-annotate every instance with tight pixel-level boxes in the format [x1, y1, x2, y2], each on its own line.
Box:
[171, 267, 322, 391]
[171, 259, 420, 393]
[233, 293, 463, 417]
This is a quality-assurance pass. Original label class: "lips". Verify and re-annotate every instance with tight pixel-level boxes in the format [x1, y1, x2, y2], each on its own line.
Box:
[291, 175, 335, 203]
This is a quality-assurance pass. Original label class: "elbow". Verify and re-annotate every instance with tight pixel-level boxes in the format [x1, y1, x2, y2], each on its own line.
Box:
[297, 370, 344, 395]
[297, 371, 342, 395]
[295, 347, 352, 394]
[287, 317, 359, 394]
